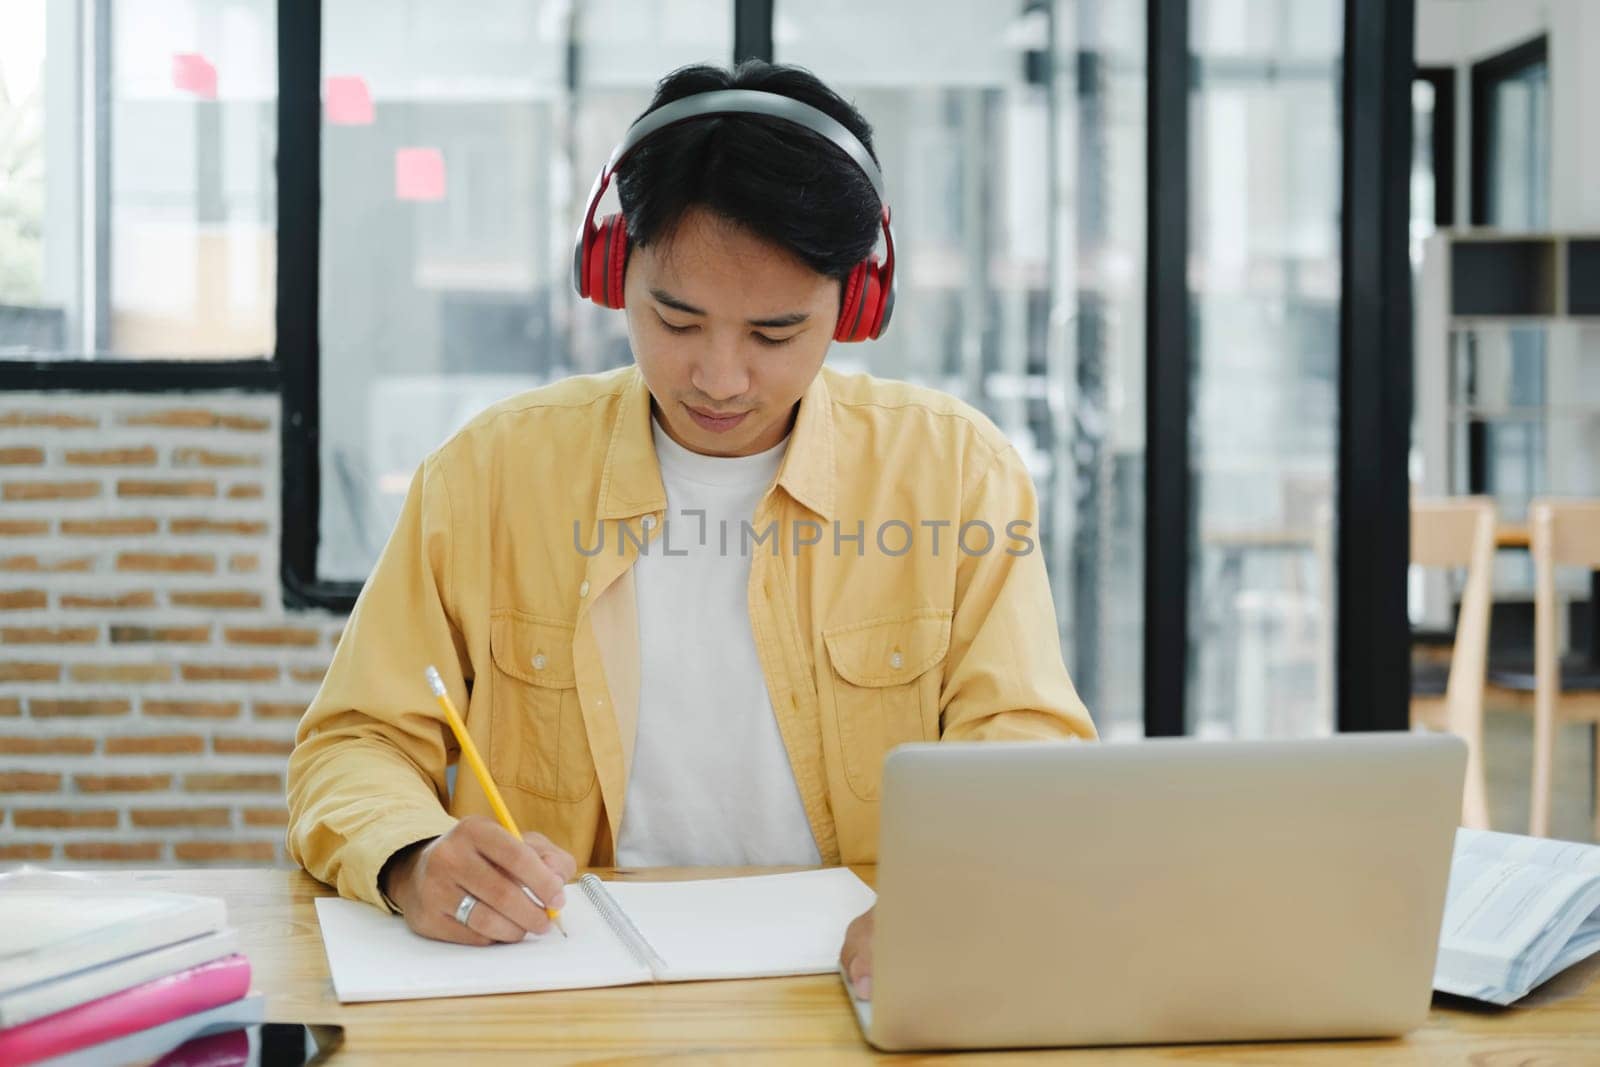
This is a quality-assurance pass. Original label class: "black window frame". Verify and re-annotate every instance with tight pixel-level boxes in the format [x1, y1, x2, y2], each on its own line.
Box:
[276, 0, 338, 609]
[1469, 35, 1548, 227]
[1, 0, 1417, 737]
[1415, 65, 1457, 229]
[1337, 0, 1416, 731]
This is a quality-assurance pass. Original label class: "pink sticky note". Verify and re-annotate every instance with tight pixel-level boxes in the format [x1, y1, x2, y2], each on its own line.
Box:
[395, 147, 446, 202]
[325, 76, 374, 125]
[172, 53, 218, 100]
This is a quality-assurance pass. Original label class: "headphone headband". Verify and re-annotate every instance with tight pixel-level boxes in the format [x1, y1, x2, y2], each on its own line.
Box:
[606, 89, 887, 204]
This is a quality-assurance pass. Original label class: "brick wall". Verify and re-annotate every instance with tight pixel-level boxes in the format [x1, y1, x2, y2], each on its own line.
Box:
[0, 394, 344, 867]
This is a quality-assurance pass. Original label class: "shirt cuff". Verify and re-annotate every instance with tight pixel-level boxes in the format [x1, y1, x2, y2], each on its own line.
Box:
[353, 812, 459, 913]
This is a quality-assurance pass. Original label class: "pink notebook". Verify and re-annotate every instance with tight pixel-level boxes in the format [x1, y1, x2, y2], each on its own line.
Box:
[0, 954, 250, 1066]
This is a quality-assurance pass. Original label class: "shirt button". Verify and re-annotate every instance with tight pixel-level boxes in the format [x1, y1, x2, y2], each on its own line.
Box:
[532, 653, 547, 670]
[641, 515, 657, 531]
[579, 580, 590, 598]
[890, 651, 904, 670]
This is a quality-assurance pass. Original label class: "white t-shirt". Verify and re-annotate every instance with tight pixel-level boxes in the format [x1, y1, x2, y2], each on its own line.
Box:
[614, 419, 823, 868]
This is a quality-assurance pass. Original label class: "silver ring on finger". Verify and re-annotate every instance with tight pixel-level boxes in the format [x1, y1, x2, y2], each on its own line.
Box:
[454, 892, 478, 927]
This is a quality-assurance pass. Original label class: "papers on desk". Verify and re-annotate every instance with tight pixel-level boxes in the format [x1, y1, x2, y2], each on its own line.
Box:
[315, 867, 876, 1002]
[1435, 828, 1600, 1004]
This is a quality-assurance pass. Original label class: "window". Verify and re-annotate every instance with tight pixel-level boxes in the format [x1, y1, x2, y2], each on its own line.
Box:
[775, 0, 1148, 738]
[303, 0, 1150, 738]
[314, 0, 731, 582]
[1188, 0, 1344, 738]
[0, 0, 276, 361]
[1471, 36, 1549, 230]
[3, 0, 1415, 738]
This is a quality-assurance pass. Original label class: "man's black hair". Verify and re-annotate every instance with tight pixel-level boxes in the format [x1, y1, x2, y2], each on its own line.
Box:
[614, 60, 881, 282]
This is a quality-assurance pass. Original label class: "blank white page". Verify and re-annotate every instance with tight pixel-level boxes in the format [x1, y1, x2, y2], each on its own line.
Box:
[603, 868, 877, 982]
[314, 889, 650, 1002]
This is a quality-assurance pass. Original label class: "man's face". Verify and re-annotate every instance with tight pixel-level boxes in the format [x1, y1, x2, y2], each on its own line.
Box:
[624, 205, 840, 457]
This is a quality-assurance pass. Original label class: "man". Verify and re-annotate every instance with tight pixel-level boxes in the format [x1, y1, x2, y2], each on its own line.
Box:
[286, 60, 1095, 999]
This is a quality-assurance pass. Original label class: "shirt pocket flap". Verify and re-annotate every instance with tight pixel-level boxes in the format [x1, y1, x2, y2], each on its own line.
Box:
[823, 610, 952, 688]
[490, 613, 577, 688]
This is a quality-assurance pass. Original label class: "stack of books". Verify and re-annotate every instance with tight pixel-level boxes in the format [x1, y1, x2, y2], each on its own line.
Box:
[0, 887, 263, 1066]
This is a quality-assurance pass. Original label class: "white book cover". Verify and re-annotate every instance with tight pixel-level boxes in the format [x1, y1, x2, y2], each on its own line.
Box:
[0, 890, 229, 993]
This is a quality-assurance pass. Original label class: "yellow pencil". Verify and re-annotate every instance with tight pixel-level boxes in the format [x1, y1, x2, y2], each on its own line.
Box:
[425, 665, 567, 938]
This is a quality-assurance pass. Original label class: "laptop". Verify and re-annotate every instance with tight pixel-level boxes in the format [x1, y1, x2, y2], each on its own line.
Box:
[844, 733, 1466, 1051]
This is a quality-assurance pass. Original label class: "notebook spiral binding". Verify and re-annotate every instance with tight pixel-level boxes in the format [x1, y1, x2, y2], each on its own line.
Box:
[578, 874, 668, 978]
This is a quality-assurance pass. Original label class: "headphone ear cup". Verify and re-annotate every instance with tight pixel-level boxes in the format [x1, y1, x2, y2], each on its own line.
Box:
[834, 261, 868, 342]
[583, 214, 629, 309]
[873, 258, 895, 337]
[605, 215, 630, 309]
[856, 263, 885, 341]
[835, 258, 889, 343]
[581, 218, 607, 303]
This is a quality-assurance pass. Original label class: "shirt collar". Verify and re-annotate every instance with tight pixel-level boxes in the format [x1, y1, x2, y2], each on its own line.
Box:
[597, 366, 836, 521]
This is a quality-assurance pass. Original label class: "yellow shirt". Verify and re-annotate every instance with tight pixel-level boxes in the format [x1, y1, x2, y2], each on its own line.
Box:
[286, 365, 1096, 909]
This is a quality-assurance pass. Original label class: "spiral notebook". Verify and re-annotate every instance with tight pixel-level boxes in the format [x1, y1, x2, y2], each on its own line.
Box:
[314, 868, 876, 1002]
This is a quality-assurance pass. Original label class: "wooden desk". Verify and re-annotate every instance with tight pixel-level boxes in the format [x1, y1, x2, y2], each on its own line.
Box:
[96, 867, 1600, 1064]
[1496, 522, 1531, 550]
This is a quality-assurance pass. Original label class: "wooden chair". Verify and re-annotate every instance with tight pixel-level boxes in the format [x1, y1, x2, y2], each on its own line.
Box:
[1410, 497, 1495, 830]
[1486, 500, 1600, 839]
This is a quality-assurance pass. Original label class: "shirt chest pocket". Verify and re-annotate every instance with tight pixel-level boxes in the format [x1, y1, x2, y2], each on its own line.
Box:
[488, 613, 597, 803]
[823, 610, 951, 802]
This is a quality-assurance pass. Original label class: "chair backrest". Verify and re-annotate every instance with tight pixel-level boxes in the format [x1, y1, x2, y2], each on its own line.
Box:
[1410, 497, 1497, 711]
[1530, 500, 1600, 683]
[1530, 500, 1600, 570]
[1411, 497, 1496, 570]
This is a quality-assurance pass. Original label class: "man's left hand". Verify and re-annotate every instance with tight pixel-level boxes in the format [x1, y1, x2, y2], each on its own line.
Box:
[839, 906, 874, 1000]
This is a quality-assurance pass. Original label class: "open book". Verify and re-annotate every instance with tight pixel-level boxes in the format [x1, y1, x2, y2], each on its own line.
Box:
[1435, 828, 1600, 1004]
[314, 868, 876, 1002]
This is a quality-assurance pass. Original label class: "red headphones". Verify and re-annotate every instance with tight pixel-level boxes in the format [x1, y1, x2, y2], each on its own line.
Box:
[572, 89, 897, 343]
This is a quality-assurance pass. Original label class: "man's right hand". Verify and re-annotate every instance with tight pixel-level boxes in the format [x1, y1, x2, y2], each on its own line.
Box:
[381, 815, 577, 945]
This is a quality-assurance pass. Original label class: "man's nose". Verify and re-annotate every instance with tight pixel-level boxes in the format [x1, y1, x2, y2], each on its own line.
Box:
[689, 333, 751, 402]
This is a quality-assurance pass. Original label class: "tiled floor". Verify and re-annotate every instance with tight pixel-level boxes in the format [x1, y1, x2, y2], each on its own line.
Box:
[1481, 703, 1597, 843]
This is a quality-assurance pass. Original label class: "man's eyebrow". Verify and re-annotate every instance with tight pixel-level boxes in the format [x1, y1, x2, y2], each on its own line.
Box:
[650, 289, 705, 315]
[747, 311, 810, 328]
[650, 288, 810, 330]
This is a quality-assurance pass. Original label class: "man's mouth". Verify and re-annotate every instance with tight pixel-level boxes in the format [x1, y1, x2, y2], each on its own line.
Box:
[684, 404, 751, 433]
